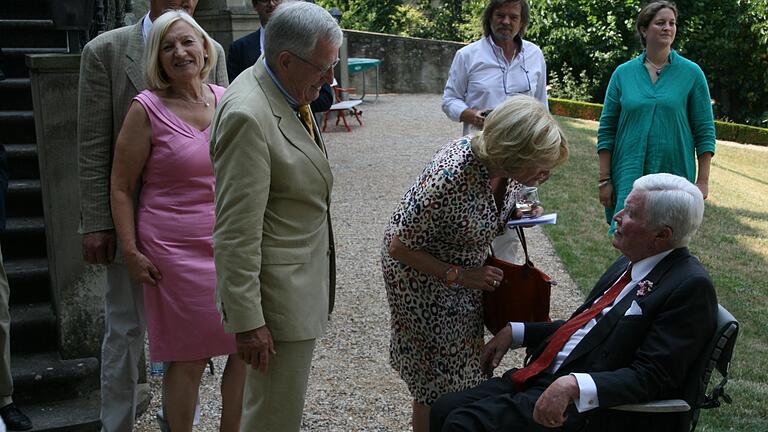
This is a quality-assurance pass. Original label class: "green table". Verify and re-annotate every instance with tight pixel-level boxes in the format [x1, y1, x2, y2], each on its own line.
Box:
[347, 58, 382, 101]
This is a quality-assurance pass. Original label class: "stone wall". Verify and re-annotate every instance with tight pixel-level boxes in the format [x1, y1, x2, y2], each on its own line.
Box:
[345, 30, 466, 95]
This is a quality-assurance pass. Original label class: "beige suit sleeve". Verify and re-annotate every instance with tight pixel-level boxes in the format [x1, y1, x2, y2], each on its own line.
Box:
[212, 108, 269, 333]
[77, 43, 117, 233]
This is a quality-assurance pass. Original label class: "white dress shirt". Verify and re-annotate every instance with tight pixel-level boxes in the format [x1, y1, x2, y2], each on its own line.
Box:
[510, 249, 673, 412]
[141, 13, 151, 42]
[442, 35, 548, 135]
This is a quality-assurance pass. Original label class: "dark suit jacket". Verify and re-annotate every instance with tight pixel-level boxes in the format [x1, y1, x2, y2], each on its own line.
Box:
[523, 248, 717, 426]
[0, 144, 7, 231]
[227, 29, 334, 113]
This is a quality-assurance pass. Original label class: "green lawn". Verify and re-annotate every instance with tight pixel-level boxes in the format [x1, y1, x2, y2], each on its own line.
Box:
[541, 117, 768, 431]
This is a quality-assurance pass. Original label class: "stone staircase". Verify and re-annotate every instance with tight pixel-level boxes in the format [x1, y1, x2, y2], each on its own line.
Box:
[1, 0, 101, 430]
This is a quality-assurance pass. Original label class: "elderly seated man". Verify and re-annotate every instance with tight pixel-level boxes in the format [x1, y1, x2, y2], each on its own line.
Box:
[430, 173, 717, 432]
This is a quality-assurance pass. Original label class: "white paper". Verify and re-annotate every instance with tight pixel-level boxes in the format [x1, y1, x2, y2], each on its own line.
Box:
[506, 213, 557, 227]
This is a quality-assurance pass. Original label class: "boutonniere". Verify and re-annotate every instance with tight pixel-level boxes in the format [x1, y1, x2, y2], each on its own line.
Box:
[636, 280, 654, 297]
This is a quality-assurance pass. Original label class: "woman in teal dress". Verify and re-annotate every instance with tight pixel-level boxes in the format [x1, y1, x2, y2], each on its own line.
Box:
[597, 1, 715, 232]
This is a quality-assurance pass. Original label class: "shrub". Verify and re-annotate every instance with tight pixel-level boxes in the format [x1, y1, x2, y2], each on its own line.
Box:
[550, 99, 768, 146]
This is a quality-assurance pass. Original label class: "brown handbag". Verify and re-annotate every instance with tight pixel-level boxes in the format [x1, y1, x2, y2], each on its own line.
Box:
[483, 227, 553, 334]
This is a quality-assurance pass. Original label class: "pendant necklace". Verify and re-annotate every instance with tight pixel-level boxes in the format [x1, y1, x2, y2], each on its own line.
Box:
[645, 56, 667, 76]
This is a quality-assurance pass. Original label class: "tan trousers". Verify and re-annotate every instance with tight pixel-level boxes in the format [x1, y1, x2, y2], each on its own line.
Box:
[100, 263, 145, 432]
[240, 338, 316, 432]
[0, 245, 13, 407]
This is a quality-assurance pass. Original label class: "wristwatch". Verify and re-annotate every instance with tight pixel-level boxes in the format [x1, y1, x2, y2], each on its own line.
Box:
[444, 266, 462, 286]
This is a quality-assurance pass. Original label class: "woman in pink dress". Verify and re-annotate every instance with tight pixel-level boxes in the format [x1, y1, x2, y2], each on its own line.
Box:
[110, 11, 244, 432]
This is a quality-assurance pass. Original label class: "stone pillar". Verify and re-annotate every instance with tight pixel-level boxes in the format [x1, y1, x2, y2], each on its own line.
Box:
[26, 54, 106, 359]
[196, 0, 261, 55]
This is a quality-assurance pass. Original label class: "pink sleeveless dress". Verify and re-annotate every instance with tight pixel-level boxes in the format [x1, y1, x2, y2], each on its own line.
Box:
[133, 84, 235, 362]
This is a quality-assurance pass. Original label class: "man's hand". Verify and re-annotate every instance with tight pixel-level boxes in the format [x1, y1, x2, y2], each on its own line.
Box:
[82, 230, 116, 264]
[533, 375, 579, 428]
[459, 108, 487, 130]
[236, 325, 276, 374]
[480, 325, 513, 377]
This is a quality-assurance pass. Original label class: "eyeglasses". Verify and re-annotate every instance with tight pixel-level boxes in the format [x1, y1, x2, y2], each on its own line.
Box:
[289, 51, 339, 76]
[488, 39, 532, 96]
[502, 63, 531, 96]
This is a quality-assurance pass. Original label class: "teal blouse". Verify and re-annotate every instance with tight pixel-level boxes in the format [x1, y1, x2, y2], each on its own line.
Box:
[597, 50, 715, 230]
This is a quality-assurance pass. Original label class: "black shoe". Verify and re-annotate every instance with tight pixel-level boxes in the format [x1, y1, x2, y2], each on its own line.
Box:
[0, 403, 32, 431]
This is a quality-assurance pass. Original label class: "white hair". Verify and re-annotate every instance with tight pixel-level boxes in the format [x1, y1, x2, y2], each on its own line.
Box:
[264, 1, 343, 67]
[632, 173, 705, 248]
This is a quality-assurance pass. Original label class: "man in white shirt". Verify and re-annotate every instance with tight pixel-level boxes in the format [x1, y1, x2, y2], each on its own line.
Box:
[442, 0, 547, 136]
[430, 173, 718, 432]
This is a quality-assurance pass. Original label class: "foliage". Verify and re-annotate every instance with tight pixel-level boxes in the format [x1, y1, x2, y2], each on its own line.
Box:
[320, 0, 767, 124]
[317, 0, 485, 42]
[549, 98, 768, 146]
[548, 98, 604, 122]
[548, 117, 768, 431]
[526, 0, 768, 125]
[547, 65, 601, 102]
[714, 120, 768, 146]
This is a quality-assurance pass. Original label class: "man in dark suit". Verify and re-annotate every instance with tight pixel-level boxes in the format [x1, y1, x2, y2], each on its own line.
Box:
[430, 173, 718, 432]
[227, 0, 334, 113]
[0, 146, 33, 430]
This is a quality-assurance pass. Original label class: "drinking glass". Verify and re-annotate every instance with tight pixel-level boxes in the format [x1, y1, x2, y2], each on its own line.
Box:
[515, 186, 540, 218]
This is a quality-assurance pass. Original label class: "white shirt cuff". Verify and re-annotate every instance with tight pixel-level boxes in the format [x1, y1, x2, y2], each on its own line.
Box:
[509, 322, 525, 348]
[571, 373, 599, 412]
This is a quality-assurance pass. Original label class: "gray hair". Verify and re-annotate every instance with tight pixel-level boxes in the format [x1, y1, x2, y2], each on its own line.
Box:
[264, 1, 343, 67]
[632, 173, 704, 248]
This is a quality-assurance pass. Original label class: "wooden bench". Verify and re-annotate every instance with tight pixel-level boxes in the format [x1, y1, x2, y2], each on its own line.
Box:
[322, 87, 364, 132]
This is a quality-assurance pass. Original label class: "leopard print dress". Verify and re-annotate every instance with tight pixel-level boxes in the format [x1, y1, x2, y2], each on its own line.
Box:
[381, 137, 517, 404]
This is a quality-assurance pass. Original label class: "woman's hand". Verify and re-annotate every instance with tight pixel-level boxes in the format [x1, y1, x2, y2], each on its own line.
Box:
[124, 249, 162, 285]
[598, 181, 614, 208]
[460, 265, 504, 292]
[510, 204, 544, 221]
[695, 178, 709, 200]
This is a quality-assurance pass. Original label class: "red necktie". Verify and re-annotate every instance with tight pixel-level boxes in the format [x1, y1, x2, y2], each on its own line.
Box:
[510, 266, 633, 390]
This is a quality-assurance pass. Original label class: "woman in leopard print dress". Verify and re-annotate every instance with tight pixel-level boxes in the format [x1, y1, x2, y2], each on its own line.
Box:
[381, 95, 568, 432]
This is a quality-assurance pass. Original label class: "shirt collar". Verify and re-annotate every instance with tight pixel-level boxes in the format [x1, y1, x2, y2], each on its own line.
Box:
[259, 27, 266, 56]
[263, 58, 299, 109]
[142, 13, 152, 43]
[485, 35, 526, 63]
[630, 249, 674, 282]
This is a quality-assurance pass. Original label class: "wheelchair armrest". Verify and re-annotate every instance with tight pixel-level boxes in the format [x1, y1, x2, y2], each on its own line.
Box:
[610, 399, 691, 413]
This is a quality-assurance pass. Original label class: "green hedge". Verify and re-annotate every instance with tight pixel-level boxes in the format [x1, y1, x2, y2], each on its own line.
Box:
[549, 98, 768, 146]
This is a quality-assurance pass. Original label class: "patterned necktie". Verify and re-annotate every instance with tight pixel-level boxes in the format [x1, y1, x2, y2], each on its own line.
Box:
[297, 104, 316, 141]
[510, 265, 633, 390]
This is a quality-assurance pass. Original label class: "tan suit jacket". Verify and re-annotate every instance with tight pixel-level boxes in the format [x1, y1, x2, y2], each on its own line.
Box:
[210, 60, 336, 341]
[77, 19, 228, 233]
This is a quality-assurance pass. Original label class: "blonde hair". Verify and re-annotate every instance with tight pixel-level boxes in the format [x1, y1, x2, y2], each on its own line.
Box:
[145, 10, 217, 90]
[472, 95, 568, 177]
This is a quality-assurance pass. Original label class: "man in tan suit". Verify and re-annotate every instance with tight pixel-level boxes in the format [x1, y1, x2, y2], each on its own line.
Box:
[210, 2, 340, 430]
[77, 1, 227, 430]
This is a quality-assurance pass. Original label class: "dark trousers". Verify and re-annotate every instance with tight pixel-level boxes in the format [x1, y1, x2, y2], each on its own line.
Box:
[430, 370, 584, 432]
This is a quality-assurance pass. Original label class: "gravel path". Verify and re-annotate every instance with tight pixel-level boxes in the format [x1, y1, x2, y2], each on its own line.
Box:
[134, 93, 584, 431]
